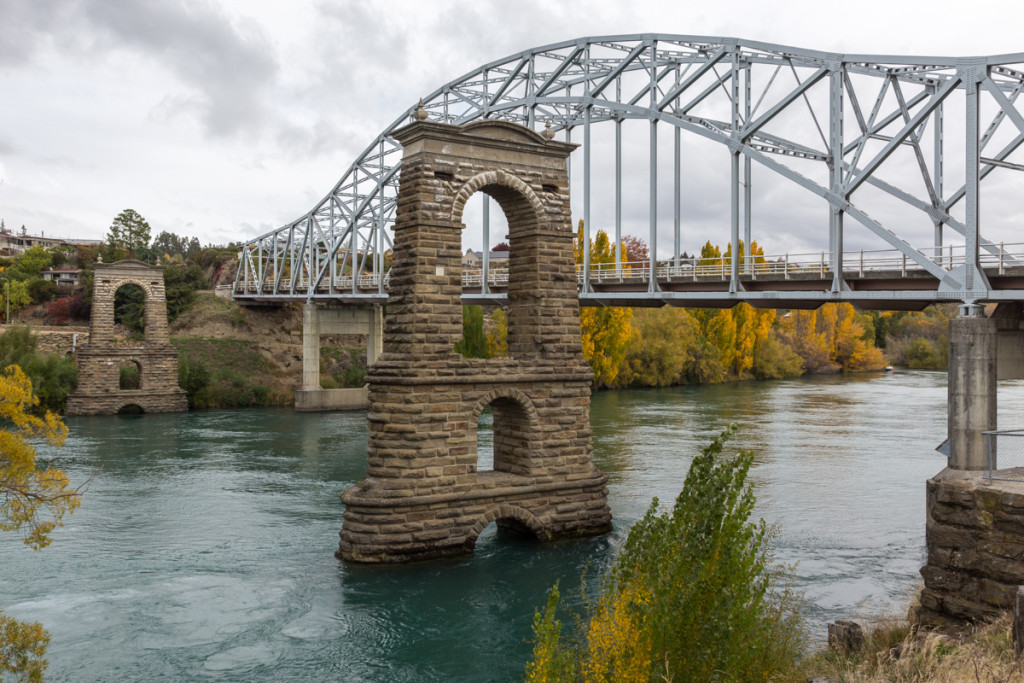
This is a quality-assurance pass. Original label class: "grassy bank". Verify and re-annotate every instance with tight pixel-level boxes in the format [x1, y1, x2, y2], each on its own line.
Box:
[799, 610, 1023, 682]
[172, 337, 294, 409]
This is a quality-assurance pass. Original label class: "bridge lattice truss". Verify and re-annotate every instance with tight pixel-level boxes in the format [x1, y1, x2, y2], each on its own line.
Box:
[233, 34, 1024, 308]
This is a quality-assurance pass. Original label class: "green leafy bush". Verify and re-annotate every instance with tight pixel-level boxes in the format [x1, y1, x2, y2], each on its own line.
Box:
[0, 326, 77, 414]
[525, 424, 805, 682]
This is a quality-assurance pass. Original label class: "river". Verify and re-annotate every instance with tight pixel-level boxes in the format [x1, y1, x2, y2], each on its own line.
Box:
[3, 371, 1019, 681]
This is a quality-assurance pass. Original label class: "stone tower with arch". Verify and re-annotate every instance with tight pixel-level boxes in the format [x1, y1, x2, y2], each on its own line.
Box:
[66, 259, 187, 415]
[338, 119, 611, 563]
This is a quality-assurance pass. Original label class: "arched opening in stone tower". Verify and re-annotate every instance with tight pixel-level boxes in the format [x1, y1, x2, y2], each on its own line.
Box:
[475, 396, 531, 476]
[456, 183, 539, 360]
[119, 359, 142, 390]
[113, 283, 146, 341]
[456, 194, 510, 359]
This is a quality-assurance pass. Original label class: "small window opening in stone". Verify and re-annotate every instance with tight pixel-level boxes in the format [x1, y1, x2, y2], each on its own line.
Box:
[434, 171, 454, 182]
[119, 361, 141, 390]
[542, 184, 558, 193]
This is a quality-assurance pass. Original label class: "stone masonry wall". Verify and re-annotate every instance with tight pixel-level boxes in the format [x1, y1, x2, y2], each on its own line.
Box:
[338, 119, 611, 563]
[31, 326, 90, 355]
[920, 471, 1024, 624]
[66, 260, 186, 415]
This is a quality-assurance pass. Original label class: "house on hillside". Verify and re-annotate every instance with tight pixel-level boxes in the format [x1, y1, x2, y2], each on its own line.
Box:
[461, 248, 510, 269]
[40, 269, 82, 288]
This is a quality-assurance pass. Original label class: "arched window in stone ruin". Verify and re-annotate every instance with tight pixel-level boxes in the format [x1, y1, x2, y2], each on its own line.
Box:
[113, 283, 147, 340]
[118, 359, 142, 390]
[472, 392, 535, 477]
[452, 173, 550, 361]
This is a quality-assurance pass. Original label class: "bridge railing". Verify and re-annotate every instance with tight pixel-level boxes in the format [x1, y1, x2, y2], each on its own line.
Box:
[233, 242, 1024, 297]
[985, 429, 1024, 483]
[574, 243, 1024, 284]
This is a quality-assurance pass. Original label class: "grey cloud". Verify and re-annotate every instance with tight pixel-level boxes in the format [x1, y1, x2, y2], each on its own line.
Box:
[77, 0, 278, 136]
[1, 0, 278, 137]
[0, 1, 76, 65]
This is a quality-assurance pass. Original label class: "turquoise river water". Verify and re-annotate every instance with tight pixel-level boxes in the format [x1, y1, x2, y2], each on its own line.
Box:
[4, 371, 1022, 681]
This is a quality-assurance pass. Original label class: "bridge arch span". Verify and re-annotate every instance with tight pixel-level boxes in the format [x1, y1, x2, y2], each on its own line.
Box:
[235, 34, 1024, 307]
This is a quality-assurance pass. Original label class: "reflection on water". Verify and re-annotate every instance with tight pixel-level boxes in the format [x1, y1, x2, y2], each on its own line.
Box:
[4, 371, 1019, 681]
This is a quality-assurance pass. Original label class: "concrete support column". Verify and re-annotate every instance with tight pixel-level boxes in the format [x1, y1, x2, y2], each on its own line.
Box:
[948, 304, 997, 470]
[302, 303, 320, 390]
[368, 304, 383, 365]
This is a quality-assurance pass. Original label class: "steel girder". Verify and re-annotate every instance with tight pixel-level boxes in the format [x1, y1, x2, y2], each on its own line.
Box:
[233, 34, 1024, 306]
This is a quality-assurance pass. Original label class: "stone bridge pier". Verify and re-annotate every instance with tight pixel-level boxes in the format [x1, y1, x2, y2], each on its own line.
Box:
[66, 259, 187, 415]
[921, 302, 1024, 623]
[337, 118, 611, 563]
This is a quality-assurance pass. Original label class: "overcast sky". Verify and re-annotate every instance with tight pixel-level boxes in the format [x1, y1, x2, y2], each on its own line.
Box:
[1, 0, 1021, 254]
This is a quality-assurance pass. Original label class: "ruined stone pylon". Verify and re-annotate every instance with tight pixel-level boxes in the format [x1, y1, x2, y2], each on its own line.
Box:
[338, 119, 611, 563]
[66, 259, 187, 415]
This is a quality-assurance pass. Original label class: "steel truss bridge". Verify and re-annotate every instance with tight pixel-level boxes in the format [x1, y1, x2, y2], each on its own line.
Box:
[233, 34, 1024, 310]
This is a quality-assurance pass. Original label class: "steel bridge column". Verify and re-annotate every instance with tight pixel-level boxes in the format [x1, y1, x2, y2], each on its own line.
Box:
[934, 100, 944, 260]
[743, 60, 752, 275]
[648, 40, 658, 293]
[829, 60, 846, 293]
[673, 63, 682, 270]
[963, 59, 984, 294]
[481, 195, 490, 295]
[584, 90, 592, 291]
[615, 101, 622, 277]
[674, 122, 681, 268]
[729, 51, 740, 294]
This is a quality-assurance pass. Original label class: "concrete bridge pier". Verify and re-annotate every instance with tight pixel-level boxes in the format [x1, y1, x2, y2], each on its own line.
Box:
[920, 302, 1024, 625]
[946, 303, 998, 471]
[294, 302, 382, 412]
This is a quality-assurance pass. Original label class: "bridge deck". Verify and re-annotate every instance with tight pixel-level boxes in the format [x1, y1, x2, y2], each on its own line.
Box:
[233, 264, 1024, 310]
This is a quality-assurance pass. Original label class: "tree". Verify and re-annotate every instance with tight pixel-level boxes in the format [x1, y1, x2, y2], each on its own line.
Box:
[163, 263, 208, 322]
[106, 209, 152, 259]
[574, 221, 633, 386]
[0, 279, 32, 323]
[485, 309, 508, 358]
[455, 305, 488, 358]
[623, 307, 701, 387]
[620, 235, 649, 263]
[524, 425, 805, 682]
[0, 364, 84, 681]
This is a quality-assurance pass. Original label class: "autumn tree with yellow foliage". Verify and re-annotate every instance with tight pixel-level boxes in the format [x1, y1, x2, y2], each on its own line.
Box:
[1, 364, 84, 682]
[575, 222, 633, 387]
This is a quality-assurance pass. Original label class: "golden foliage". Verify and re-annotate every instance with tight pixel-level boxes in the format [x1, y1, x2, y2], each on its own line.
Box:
[0, 364, 79, 550]
[0, 611, 49, 682]
[580, 582, 653, 683]
[575, 221, 634, 387]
